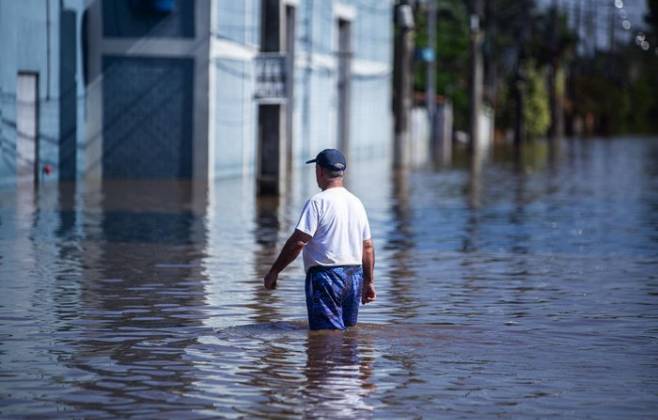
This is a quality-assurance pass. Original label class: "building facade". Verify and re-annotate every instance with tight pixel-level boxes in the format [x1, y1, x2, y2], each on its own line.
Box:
[0, 0, 393, 191]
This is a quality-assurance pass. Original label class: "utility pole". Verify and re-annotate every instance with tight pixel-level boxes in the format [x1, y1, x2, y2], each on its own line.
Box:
[575, 0, 582, 56]
[427, 0, 437, 154]
[484, 0, 497, 106]
[585, 0, 595, 56]
[513, 0, 530, 148]
[468, 0, 484, 155]
[591, 0, 597, 54]
[393, 0, 415, 169]
[549, 0, 563, 142]
[609, 0, 616, 52]
[570, 0, 584, 137]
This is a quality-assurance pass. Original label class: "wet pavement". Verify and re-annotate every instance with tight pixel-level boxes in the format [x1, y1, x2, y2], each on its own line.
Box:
[1, 137, 657, 418]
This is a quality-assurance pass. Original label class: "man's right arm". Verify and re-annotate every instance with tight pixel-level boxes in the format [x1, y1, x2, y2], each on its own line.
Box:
[362, 239, 376, 304]
[264, 229, 312, 290]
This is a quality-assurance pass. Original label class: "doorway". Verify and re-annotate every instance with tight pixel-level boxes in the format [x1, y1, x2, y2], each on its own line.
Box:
[257, 0, 284, 195]
[16, 72, 39, 184]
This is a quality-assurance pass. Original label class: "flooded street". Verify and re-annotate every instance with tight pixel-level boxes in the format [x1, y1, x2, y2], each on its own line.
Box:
[1, 137, 657, 418]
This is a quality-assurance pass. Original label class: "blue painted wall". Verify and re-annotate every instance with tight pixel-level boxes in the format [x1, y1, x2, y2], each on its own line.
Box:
[0, 0, 393, 186]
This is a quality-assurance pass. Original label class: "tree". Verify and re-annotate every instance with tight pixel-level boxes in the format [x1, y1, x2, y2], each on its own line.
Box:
[413, 0, 470, 130]
[523, 63, 551, 139]
[647, 0, 658, 42]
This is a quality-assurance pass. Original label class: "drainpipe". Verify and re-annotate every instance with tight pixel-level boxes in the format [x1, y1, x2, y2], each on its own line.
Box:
[46, 0, 51, 100]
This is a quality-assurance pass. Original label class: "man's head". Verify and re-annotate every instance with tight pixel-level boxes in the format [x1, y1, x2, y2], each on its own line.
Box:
[306, 149, 346, 190]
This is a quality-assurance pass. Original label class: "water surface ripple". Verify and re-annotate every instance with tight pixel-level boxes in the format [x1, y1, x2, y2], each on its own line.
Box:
[1, 138, 657, 418]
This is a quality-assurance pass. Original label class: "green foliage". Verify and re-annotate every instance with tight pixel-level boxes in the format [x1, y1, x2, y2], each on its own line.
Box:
[570, 41, 658, 135]
[494, 63, 552, 141]
[555, 67, 566, 98]
[571, 70, 631, 135]
[410, 0, 657, 136]
[523, 63, 550, 139]
[627, 74, 657, 133]
[413, 0, 470, 129]
[647, 0, 658, 37]
[528, 6, 578, 68]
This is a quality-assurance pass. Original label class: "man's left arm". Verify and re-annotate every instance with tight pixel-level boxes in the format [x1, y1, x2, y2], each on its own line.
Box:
[264, 229, 312, 289]
[361, 239, 376, 304]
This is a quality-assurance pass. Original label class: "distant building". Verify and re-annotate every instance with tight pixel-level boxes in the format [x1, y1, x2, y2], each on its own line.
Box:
[0, 0, 393, 192]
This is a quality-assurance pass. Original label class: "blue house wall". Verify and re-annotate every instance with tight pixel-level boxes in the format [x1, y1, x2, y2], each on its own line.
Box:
[0, 0, 63, 186]
[0, 0, 394, 186]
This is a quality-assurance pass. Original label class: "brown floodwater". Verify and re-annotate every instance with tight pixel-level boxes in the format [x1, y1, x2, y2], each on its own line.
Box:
[1, 137, 657, 418]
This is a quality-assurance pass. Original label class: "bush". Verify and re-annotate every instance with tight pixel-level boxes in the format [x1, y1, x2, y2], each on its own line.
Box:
[523, 63, 550, 140]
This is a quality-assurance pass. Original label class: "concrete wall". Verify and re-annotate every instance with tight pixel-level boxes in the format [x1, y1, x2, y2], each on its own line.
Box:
[0, 0, 394, 186]
[410, 107, 430, 168]
[0, 0, 62, 186]
[349, 0, 393, 161]
[210, 0, 394, 178]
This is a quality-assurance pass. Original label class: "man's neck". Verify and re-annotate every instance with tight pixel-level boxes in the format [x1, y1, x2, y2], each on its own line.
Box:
[322, 180, 343, 191]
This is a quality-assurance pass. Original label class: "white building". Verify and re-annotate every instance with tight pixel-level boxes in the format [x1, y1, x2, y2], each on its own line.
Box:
[0, 0, 394, 193]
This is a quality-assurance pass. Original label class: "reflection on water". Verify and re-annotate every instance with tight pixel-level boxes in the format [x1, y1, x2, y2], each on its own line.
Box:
[304, 329, 376, 415]
[1, 137, 658, 417]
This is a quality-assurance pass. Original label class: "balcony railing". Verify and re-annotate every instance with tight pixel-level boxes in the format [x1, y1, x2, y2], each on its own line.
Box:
[254, 53, 287, 103]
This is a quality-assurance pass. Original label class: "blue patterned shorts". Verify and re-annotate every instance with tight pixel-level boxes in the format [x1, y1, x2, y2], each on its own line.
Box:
[305, 265, 363, 330]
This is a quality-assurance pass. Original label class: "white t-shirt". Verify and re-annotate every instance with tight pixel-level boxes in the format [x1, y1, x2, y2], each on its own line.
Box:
[295, 187, 371, 273]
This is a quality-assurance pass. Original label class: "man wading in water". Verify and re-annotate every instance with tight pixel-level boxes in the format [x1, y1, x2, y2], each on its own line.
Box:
[263, 149, 376, 330]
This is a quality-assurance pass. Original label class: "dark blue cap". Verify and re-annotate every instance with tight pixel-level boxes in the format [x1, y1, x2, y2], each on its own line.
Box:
[305, 149, 347, 171]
